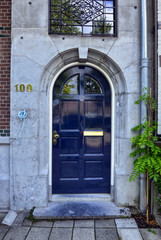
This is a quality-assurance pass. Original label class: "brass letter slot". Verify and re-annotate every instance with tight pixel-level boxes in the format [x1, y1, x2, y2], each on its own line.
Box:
[83, 131, 103, 136]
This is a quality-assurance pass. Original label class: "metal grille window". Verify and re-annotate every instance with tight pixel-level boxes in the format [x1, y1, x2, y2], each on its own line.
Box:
[49, 0, 117, 36]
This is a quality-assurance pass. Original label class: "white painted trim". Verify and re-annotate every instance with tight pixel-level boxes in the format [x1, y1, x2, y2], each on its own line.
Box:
[49, 62, 115, 193]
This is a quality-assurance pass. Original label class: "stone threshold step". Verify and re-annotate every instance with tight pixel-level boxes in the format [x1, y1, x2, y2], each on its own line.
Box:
[33, 201, 131, 220]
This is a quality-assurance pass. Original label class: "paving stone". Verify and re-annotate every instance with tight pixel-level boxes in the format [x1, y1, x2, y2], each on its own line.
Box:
[12, 212, 28, 226]
[26, 227, 51, 240]
[73, 228, 95, 240]
[0, 213, 6, 223]
[53, 220, 73, 228]
[3, 226, 30, 240]
[2, 210, 17, 226]
[117, 229, 143, 240]
[75, 220, 94, 228]
[32, 220, 53, 228]
[95, 229, 119, 240]
[140, 229, 161, 240]
[115, 218, 138, 228]
[0, 225, 10, 239]
[22, 219, 32, 227]
[49, 227, 72, 240]
[95, 219, 116, 228]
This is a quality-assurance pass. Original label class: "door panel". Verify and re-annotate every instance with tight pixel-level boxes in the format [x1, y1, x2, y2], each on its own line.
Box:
[52, 66, 111, 194]
[85, 101, 103, 129]
[61, 101, 79, 129]
[60, 137, 79, 154]
[60, 161, 79, 179]
[85, 161, 103, 179]
[85, 137, 103, 154]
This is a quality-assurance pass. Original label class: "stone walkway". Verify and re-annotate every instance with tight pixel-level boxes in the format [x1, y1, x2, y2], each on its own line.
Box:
[1, 212, 161, 240]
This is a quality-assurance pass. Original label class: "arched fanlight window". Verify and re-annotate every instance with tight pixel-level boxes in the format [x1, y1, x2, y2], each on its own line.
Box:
[85, 75, 103, 94]
[61, 75, 79, 94]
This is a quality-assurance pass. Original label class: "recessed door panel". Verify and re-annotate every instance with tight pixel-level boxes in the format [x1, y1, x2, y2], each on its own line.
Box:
[85, 161, 103, 179]
[85, 101, 103, 129]
[60, 161, 79, 179]
[85, 137, 103, 154]
[61, 101, 79, 129]
[60, 137, 79, 154]
[52, 66, 111, 194]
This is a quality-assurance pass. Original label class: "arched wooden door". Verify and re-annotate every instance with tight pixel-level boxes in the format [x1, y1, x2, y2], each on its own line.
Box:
[52, 66, 111, 193]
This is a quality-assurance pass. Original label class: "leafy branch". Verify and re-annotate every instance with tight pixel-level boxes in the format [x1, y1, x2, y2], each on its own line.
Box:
[129, 88, 161, 182]
[129, 88, 161, 218]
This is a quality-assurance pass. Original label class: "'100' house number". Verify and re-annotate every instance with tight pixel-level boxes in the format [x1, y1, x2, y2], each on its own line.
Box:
[15, 84, 33, 92]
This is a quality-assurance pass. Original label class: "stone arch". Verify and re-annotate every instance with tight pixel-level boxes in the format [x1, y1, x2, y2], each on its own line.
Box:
[39, 48, 128, 203]
[40, 48, 127, 95]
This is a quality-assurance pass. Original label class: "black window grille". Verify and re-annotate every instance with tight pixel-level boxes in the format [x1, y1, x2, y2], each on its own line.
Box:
[49, 0, 117, 36]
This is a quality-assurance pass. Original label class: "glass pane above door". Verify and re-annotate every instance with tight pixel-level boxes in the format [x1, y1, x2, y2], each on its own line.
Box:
[62, 75, 79, 94]
[85, 75, 103, 94]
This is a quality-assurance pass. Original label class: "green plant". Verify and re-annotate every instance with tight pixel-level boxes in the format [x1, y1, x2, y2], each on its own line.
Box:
[129, 89, 161, 182]
[148, 228, 157, 234]
[62, 80, 75, 94]
[129, 88, 161, 219]
[27, 207, 37, 223]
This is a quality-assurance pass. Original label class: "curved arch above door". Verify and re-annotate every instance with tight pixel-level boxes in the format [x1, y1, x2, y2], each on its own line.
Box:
[52, 66, 111, 193]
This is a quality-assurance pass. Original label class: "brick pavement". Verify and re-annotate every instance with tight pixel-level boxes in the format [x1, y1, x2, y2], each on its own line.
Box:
[1, 212, 161, 240]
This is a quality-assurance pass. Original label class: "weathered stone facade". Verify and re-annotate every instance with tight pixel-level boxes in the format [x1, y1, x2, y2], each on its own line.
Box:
[0, 0, 155, 211]
[0, 0, 11, 209]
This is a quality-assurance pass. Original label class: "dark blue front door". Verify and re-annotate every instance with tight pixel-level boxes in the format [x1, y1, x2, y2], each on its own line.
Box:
[52, 66, 111, 193]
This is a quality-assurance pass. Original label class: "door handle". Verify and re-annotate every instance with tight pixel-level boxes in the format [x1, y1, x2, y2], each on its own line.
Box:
[53, 130, 59, 145]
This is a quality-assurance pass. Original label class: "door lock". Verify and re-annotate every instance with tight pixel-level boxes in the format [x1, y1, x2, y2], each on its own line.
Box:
[53, 130, 59, 145]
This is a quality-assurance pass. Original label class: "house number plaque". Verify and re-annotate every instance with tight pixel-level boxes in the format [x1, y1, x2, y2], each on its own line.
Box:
[15, 84, 33, 92]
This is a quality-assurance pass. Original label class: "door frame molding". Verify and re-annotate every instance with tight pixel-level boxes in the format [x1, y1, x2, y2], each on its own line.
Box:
[49, 62, 115, 198]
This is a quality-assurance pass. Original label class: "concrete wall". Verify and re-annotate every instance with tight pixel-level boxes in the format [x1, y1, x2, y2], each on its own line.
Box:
[0, 0, 11, 210]
[0, 138, 10, 209]
[9, 0, 144, 210]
